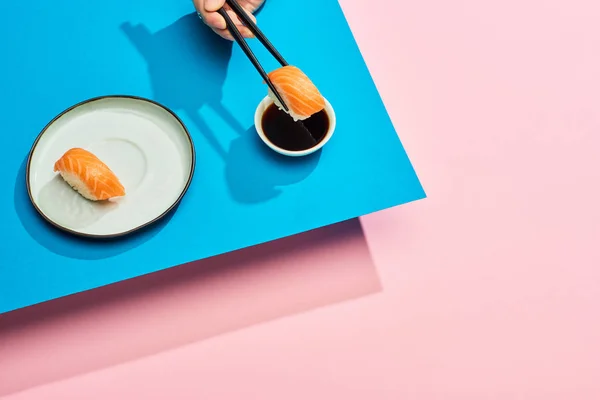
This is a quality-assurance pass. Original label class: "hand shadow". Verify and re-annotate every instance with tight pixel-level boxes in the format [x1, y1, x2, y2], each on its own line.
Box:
[121, 13, 244, 160]
[121, 12, 321, 204]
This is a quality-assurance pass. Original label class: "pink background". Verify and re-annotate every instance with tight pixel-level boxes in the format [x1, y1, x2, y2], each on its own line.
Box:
[2, 0, 600, 398]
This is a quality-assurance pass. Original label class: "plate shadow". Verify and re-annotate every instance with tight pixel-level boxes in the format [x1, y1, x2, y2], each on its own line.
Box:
[13, 155, 173, 260]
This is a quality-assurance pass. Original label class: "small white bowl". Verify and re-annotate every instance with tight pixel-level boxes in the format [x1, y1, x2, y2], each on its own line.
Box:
[254, 95, 336, 157]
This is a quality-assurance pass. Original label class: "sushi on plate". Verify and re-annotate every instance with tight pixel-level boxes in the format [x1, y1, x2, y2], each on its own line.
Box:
[53, 148, 125, 201]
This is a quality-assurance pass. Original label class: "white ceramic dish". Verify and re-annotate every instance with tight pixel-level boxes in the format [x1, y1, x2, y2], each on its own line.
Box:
[254, 95, 336, 157]
[26, 95, 195, 238]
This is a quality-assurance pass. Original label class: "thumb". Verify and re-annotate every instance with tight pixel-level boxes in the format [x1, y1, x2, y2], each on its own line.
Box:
[204, 0, 226, 12]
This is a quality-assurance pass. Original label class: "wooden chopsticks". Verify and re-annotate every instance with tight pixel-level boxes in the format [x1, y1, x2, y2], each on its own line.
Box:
[217, 0, 289, 111]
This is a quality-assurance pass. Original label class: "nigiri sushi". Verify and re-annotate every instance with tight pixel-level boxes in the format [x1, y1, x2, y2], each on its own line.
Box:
[53, 148, 125, 201]
[266, 65, 325, 121]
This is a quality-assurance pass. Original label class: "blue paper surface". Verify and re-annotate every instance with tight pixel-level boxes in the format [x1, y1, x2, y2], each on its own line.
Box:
[0, 0, 425, 313]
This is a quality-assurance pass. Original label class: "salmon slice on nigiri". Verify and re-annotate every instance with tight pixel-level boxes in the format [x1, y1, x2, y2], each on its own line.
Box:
[266, 65, 325, 121]
[53, 148, 125, 201]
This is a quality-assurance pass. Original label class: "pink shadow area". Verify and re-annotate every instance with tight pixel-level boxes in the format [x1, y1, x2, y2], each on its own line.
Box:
[0, 218, 381, 396]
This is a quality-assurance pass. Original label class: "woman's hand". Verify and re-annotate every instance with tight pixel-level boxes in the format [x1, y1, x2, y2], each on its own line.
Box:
[194, 0, 265, 41]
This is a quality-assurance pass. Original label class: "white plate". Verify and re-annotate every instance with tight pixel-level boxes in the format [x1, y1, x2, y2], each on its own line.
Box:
[26, 96, 195, 238]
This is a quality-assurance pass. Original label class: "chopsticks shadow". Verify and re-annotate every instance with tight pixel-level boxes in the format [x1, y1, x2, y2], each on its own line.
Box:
[121, 13, 241, 159]
[121, 13, 322, 205]
[0, 218, 381, 397]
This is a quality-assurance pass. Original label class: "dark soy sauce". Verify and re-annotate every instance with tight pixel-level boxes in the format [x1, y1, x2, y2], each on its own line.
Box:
[261, 104, 330, 152]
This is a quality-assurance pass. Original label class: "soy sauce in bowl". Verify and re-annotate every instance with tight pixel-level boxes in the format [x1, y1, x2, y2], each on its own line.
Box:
[260, 104, 330, 152]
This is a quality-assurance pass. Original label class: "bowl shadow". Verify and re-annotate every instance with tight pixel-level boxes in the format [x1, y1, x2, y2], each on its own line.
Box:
[225, 126, 322, 203]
